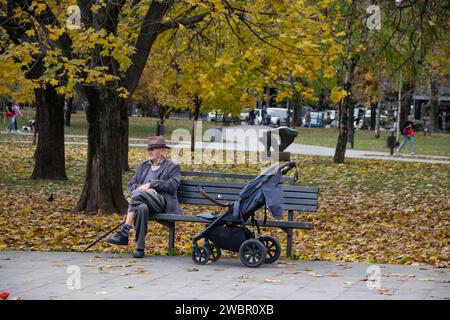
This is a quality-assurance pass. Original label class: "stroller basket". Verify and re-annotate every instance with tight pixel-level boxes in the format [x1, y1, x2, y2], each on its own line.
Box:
[207, 226, 254, 252]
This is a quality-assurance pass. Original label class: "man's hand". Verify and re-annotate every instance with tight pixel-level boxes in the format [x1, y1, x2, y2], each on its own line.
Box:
[137, 183, 157, 193]
[137, 183, 151, 191]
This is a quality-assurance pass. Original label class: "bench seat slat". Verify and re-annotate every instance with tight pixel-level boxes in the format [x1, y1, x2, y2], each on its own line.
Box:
[178, 192, 318, 205]
[178, 197, 317, 212]
[150, 213, 314, 230]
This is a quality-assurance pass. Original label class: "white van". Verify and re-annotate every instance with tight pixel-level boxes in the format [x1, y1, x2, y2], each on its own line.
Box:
[267, 108, 293, 126]
[248, 109, 281, 127]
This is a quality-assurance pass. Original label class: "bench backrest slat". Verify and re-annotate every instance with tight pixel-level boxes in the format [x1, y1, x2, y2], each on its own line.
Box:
[177, 176, 319, 212]
[178, 180, 319, 198]
[181, 170, 295, 183]
[178, 190, 318, 202]
[180, 179, 319, 194]
[178, 197, 317, 212]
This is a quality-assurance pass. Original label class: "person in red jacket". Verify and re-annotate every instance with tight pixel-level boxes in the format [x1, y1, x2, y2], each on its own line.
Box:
[397, 114, 415, 154]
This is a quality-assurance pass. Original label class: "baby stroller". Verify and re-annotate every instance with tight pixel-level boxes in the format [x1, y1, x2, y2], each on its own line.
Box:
[192, 161, 298, 268]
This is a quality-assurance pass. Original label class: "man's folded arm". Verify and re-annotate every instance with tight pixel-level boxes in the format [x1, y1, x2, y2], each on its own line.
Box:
[150, 164, 181, 194]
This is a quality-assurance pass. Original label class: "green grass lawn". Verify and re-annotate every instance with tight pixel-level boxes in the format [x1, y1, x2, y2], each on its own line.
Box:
[294, 128, 450, 157]
[3, 111, 450, 156]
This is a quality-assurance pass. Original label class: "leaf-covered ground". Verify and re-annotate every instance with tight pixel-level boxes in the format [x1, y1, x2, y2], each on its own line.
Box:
[0, 142, 448, 267]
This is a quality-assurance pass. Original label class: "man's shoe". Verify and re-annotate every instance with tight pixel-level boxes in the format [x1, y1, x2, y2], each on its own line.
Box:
[133, 250, 145, 258]
[106, 232, 129, 246]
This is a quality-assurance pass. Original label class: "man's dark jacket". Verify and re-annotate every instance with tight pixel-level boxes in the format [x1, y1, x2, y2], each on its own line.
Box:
[128, 159, 181, 214]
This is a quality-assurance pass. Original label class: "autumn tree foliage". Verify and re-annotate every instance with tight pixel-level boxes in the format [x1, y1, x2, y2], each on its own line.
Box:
[1, 0, 346, 213]
[1, 0, 447, 212]
[1, 0, 209, 212]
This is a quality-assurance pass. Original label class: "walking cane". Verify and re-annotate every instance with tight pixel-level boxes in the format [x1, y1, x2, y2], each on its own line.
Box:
[82, 221, 125, 253]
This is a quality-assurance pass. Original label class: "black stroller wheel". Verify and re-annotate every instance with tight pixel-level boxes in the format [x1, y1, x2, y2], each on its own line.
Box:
[239, 239, 267, 268]
[207, 243, 221, 262]
[192, 245, 210, 265]
[259, 236, 281, 264]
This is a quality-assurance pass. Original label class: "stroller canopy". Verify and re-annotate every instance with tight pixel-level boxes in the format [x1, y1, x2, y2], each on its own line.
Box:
[232, 162, 284, 221]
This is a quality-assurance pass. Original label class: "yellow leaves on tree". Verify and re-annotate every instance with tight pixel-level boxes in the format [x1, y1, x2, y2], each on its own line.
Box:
[0, 55, 34, 103]
[330, 87, 349, 104]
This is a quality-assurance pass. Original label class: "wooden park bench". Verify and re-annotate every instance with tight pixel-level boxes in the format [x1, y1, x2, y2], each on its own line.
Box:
[149, 170, 319, 257]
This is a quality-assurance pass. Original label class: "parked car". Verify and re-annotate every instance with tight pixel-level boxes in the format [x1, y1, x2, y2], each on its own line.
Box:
[250, 109, 281, 127]
[324, 110, 337, 120]
[267, 107, 294, 126]
[302, 111, 324, 127]
[240, 108, 249, 122]
[207, 111, 223, 122]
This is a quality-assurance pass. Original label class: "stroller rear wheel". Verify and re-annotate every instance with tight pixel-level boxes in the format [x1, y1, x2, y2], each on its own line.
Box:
[259, 236, 281, 264]
[206, 242, 221, 262]
[192, 245, 210, 265]
[239, 239, 267, 268]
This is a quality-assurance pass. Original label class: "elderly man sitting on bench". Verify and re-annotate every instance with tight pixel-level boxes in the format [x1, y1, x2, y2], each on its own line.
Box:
[106, 136, 181, 258]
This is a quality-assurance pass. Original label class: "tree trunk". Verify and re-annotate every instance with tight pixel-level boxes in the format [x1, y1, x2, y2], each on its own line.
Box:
[374, 100, 382, 138]
[74, 87, 128, 214]
[64, 97, 73, 127]
[370, 103, 376, 131]
[121, 99, 130, 172]
[334, 58, 357, 163]
[292, 92, 302, 128]
[191, 96, 201, 153]
[295, 104, 302, 128]
[334, 98, 350, 163]
[429, 76, 439, 133]
[31, 84, 67, 180]
[72, 0, 172, 214]
[400, 81, 415, 125]
[333, 0, 369, 163]
[375, 79, 388, 137]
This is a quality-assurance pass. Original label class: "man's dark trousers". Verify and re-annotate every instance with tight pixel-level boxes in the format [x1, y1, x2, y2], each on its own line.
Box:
[129, 189, 166, 251]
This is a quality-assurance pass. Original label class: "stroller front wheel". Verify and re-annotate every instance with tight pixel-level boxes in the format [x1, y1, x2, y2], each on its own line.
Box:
[239, 239, 267, 268]
[259, 236, 281, 264]
[206, 243, 221, 262]
[192, 245, 210, 265]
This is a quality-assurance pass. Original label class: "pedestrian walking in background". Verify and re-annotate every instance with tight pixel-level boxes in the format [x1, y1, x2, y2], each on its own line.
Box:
[397, 114, 415, 155]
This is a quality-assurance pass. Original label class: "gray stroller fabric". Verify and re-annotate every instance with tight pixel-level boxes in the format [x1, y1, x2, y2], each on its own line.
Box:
[232, 163, 284, 221]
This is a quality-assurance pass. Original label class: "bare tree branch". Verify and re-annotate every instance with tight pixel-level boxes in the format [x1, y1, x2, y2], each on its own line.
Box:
[158, 12, 209, 33]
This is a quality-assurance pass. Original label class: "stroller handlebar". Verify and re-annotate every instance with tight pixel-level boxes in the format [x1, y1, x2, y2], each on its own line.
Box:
[198, 186, 230, 207]
[279, 160, 299, 183]
[278, 160, 297, 173]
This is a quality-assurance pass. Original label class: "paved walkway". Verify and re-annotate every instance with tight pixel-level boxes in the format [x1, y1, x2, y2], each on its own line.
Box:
[0, 251, 448, 300]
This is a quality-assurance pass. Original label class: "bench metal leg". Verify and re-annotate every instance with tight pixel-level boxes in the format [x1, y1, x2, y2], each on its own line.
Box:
[168, 222, 175, 256]
[286, 229, 293, 258]
[286, 211, 294, 258]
